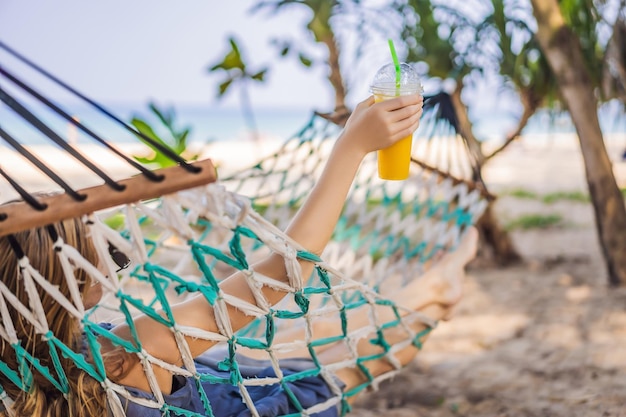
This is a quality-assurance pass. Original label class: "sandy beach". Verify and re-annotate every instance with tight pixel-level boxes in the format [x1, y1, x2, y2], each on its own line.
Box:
[2, 131, 625, 195]
[350, 134, 626, 417]
[1, 131, 625, 416]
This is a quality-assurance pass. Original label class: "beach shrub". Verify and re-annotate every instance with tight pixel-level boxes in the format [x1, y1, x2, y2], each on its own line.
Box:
[505, 188, 539, 199]
[506, 214, 563, 230]
[131, 102, 200, 168]
[505, 189, 592, 204]
[103, 213, 126, 230]
[542, 191, 590, 204]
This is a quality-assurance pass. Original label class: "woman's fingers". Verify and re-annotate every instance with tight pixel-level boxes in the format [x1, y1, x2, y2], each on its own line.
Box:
[340, 94, 423, 155]
[377, 94, 422, 111]
[390, 108, 423, 142]
[363, 95, 376, 106]
[357, 95, 376, 109]
[389, 102, 423, 122]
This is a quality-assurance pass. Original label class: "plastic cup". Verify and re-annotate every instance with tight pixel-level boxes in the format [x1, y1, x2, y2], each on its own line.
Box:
[370, 62, 423, 180]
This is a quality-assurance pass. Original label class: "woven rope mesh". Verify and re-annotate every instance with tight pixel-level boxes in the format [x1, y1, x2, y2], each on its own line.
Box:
[0, 107, 488, 415]
[0, 39, 488, 414]
[0, 182, 441, 416]
[222, 114, 488, 294]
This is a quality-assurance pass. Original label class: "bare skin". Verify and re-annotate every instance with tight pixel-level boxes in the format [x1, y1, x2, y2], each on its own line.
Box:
[325, 227, 477, 390]
[235, 227, 478, 391]
[246, 227, 477, 355]
[85, 93, 439, 396]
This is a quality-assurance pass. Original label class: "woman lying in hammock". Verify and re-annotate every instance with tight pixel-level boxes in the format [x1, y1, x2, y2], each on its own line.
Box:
[0, 93, 477, 417]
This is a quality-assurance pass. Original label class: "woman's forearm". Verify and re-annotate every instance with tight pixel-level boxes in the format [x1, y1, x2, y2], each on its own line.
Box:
[231, 137, 364, 313]
[284, 137, 364, 255]
[122, 94, 424, 383]
[181, 94, 424, 340]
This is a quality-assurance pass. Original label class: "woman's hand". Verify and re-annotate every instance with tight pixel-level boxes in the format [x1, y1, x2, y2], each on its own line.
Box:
[115, 92, 425, 396]
[339, 94, 424, 158]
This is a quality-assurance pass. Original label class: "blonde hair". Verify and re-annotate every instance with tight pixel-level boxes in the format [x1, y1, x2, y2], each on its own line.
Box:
[0, 217, 107, 417]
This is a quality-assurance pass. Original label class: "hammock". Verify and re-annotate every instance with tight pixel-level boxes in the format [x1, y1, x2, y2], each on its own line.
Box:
[222, 104, 489, 296]
[0, 42, 488, 417]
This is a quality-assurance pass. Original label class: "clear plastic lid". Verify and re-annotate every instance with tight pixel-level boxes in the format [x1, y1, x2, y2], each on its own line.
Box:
[370, 62, 422, 95]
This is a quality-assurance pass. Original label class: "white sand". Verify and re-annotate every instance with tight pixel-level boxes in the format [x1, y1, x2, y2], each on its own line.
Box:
[481, 132, 626, 193]
[0, 138, 284, 203]
[2, 132, 625, 417]
[1, 132, 625, 204]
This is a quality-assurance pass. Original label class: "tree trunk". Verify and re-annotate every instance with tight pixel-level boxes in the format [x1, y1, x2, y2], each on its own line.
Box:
[239, 78, 260, 143]
[450, 80, 485, 167]
[485, 89, 540, 161]
[532, 0, 626, 286]
[450, 81, 521, 265]
[602, 14, 626, 102]
[320, 32, 347, 112]
[477, 203, 521, 265]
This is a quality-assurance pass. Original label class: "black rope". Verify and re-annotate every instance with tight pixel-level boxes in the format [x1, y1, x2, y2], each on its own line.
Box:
[0, 65, 164, 183]
[420, 99, 439, 167]
[0, 87, 125, 192]
[6, 235, 25, 259]
[0, 41, 200, 174]
[423, 92, 485, 183]
[0, 126, 85, 201]
[0, 165, 48, 211]
[46, 224, 59, 243]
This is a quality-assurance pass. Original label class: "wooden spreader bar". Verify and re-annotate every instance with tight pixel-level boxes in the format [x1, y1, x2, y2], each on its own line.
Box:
[0, 159, 217, 237]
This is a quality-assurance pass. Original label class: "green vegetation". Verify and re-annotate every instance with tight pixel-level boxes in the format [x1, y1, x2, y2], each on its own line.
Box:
[505, 188, 539, 199]
[103, 213, 126, 230]
[542, 191, 590, 204]
[506, 214, 563, 231]
[131, 102, 200, 169]
[207, 37, 268, 142]
[504, 188, 594, 204]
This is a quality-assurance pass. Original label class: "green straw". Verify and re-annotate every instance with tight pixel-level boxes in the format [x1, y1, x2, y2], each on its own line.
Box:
[387, 39, 401, 93]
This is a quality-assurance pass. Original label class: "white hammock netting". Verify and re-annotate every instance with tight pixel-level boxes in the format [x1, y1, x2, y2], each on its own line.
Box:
[0, 116, 487, 417]
[223, 114, 488, 294]
[0, 42, 489, 416]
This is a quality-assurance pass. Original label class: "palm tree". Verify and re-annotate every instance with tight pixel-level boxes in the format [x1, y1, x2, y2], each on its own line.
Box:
[397, 0, 549, 264]
[531, 0, 626, 286]
[131, 102, 200, 168]
[601, 3, 626, 102]
[249, 0, 528, 263]
[208, 36, 268, 143]
[252, 0, 347, 112]
[398, 0, 626, 271]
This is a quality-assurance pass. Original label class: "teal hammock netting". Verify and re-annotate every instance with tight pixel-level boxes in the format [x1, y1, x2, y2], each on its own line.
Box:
[222, 108, 488, 296]
[0, 42, 488, 416]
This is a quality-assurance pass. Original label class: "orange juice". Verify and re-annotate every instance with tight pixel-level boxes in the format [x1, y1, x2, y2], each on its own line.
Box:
[374, 94, 413, 180]
[370, 62, 422, 181]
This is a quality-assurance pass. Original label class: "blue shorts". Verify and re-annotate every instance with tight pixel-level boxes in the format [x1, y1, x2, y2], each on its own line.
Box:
[121, 346, 344, 417]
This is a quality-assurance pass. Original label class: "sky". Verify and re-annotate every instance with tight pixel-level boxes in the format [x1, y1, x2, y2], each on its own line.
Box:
[0, 0, 517, 112]
[3, 0, 591, 141]
[3, 0, 464, 145]
[0, 0, 354, 111]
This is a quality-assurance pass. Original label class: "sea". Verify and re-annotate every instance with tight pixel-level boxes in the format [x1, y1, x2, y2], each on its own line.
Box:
[0, 102, 311, 147]
[0, 99, 625, 148]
